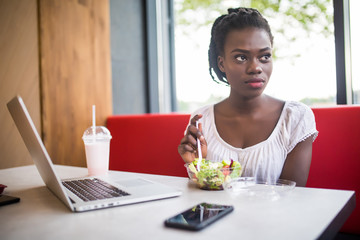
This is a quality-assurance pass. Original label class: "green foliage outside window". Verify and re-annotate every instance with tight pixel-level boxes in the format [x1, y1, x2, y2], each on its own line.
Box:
[174, 0, 335, 107]
[175, 0, 333, 59]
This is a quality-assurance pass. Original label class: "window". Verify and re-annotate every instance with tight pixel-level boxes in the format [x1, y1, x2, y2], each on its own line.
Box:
[350, 0, 360, 103]
[174, 0, 336, 113]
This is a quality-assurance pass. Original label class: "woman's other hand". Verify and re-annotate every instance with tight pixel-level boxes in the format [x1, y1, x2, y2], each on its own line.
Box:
[178, 114, 207, 163]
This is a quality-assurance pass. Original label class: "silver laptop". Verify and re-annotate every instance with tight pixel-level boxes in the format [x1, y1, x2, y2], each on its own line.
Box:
[7, 96, 182, 212]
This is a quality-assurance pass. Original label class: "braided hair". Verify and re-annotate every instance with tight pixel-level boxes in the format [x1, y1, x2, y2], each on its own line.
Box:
[208, 7, 274, 85]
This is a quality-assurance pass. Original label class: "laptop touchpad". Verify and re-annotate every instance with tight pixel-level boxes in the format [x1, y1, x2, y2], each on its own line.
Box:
[116, 178, 153, 188]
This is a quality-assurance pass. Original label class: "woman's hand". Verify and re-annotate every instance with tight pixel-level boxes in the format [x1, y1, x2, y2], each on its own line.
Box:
[178, 114, 207, 163]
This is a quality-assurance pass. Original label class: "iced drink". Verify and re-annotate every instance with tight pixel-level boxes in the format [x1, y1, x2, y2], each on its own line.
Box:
[83, 126, 112, 176]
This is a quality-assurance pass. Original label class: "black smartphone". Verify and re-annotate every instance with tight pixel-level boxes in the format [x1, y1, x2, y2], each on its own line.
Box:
[164, 202, 234, 231]
[0, 194, 20, 206]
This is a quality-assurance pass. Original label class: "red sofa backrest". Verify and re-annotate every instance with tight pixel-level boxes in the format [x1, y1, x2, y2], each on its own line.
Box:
[307, 106, 360, 234]
[107, 113, 190, 177]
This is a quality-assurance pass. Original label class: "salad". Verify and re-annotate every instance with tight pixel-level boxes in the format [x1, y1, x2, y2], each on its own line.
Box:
[186, 159, 242, 190]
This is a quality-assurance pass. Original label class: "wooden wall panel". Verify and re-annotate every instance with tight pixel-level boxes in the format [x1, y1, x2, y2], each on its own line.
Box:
[39, 0, 112, 167]
[0, 0, 40, 169]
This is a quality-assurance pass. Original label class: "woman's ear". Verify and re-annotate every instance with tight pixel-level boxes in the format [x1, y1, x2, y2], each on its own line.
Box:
[217, 56, 225, 73]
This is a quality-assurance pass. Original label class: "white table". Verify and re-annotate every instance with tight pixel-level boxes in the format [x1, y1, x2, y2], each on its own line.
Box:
[0, 165, 355, 240]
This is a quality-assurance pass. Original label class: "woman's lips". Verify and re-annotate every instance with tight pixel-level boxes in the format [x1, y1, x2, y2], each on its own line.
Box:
[245, 78, 265, 88]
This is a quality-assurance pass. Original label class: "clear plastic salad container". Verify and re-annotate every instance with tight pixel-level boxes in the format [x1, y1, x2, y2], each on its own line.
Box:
[185, 159, 243, 190]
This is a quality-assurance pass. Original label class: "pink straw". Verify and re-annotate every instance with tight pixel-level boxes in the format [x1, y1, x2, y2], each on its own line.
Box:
[92, 105, 96, 141]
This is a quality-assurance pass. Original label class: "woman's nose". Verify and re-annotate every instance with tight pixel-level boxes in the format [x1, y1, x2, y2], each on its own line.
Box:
[247, 60, 262, 74]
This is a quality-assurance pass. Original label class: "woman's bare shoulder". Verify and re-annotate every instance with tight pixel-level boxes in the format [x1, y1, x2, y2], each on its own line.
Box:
[265, 95, 285, 106]
[262, 95, 285, 115]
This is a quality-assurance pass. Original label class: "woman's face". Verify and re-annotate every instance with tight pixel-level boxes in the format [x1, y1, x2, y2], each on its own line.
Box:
[217, 27, 273, 99]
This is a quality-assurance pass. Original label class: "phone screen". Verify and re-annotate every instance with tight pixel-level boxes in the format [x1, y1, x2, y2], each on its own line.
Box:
[164, 202, 234, 231]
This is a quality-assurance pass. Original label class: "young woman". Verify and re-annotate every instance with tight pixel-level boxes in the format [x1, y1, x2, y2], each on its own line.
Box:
[178, 7, 318, 187]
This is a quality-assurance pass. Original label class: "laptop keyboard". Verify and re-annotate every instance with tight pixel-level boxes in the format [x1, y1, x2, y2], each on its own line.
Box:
[62, 178, 130, 202]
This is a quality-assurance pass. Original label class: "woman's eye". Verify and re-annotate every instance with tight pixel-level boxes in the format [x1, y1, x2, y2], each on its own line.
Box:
[235, 55, 247, 62]
[260, 54, 272, 62]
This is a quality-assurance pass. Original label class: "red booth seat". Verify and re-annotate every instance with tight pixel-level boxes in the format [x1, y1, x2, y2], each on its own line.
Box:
[107, 106, 360, 234]
[107, 113, 190, 177]
[307, 106, 360, 234]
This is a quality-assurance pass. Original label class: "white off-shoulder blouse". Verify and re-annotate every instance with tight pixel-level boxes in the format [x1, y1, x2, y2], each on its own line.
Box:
[188, 101, 318, 183]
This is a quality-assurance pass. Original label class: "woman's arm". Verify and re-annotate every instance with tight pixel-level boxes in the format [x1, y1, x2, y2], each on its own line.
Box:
[280, 137, 313, 187]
